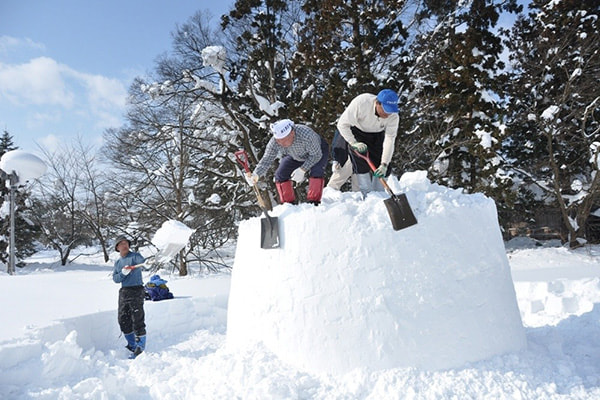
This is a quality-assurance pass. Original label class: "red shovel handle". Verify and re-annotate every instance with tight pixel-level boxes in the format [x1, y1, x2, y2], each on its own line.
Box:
[234, 150, 251, 173]
[351, 150, 378, 173]
[352, 150, 394, 195]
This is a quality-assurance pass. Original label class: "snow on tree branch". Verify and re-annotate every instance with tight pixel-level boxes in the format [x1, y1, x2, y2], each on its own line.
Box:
[201, 46, 227, 75]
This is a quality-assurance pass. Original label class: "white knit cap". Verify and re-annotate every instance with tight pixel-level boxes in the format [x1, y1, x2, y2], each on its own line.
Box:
[271, 119, 294, 139]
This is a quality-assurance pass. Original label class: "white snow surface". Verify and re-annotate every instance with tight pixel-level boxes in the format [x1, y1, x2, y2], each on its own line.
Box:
[1, 178, 600, 398]
[228, 173, 525, 373]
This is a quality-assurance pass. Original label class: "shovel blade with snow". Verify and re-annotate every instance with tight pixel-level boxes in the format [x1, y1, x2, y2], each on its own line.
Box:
[128, 241, 189, 271]
[353, 150, 417, 231]
[149, 220, 196, 267]
[235, 150, 280, 249]
[154, 242, 188, 264]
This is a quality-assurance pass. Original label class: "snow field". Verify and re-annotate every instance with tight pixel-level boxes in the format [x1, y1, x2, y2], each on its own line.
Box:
[0, 264, 600, 398]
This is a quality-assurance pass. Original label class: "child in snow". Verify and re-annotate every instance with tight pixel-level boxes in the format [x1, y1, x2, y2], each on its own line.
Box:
[112, 235, 146, 358]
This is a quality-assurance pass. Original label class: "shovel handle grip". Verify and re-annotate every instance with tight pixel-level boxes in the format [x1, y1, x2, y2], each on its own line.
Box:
[234, 150, 251, 173]
[352, 150, 377, 171]
[234, 149, 273, 211]
[352, 150, 394, 195]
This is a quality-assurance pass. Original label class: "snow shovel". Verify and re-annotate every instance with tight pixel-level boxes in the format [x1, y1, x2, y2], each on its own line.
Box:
[352, 150, 418, 231]
[124, 243, 190, 272]
[234, 150, 280, 249]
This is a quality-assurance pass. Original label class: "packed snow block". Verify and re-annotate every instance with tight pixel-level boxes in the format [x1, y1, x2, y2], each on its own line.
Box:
[227, 172, 526, 373]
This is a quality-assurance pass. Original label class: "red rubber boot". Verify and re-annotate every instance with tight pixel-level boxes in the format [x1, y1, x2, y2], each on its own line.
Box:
[275, 180, 296, 204]
[307, 177, 324, 205]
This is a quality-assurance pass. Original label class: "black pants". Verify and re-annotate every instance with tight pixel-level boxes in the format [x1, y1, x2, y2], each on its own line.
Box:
[348, 127, 389, 175]
[118, 286, 146, 336]
[274, 137, 330, 181]
[331, 129, 349, 166]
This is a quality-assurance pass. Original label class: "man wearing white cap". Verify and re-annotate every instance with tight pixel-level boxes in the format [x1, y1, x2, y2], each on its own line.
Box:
[331, 88, 400, 195]
[246, 119, 329, 204]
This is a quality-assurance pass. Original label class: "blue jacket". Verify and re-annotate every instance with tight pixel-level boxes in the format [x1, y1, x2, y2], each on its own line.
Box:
[112, 251, 145, 287]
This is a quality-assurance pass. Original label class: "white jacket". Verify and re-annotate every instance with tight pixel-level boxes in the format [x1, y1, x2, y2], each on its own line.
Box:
[336, 93, 399, 165]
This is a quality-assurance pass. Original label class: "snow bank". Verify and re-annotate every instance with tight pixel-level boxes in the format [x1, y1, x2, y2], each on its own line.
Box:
[2, 248, 600, 398]
[227, 172, 526, 373]
[0, 273, 230, 397]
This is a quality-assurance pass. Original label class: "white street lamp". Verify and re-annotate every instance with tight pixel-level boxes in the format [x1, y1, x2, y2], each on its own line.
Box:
[0, 150, 47, 274]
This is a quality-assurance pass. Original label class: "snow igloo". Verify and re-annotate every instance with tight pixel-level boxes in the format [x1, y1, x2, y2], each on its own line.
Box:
[227, 171, 526, 373]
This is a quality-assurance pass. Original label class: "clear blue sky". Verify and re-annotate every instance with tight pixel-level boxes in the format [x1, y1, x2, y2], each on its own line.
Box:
[0, 0, 233, 155]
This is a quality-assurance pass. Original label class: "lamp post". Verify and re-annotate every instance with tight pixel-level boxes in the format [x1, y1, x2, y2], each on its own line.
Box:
[8, 172, 18, 275]
[0, 150, 47, 275]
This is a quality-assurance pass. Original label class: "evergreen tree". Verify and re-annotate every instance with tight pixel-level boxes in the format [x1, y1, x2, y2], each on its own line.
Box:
[504, 0, 600, 246]
[403, 0, 520, 206]
[219, 0, 301, 158]
[291, 0, 410, 141]
[0, 130, 41, 268]
[0, 130, 16, 152]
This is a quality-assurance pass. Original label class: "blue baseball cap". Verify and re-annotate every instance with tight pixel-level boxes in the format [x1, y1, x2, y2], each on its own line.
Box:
[377, 89, 399, 114]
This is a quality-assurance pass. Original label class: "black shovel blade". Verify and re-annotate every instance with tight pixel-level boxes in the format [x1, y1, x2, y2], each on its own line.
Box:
[383, 193, 418, 231]
[260, 215, 280, 249]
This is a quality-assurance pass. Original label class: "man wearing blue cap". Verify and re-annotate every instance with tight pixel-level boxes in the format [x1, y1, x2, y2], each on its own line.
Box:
[332, 89, 400, 195]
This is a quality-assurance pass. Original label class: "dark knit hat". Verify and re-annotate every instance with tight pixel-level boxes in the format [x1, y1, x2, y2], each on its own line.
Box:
[114, 236, 131, 252]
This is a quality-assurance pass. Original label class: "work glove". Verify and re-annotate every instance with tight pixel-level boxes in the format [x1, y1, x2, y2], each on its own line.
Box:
[291, 168, 306, 183]
[350, 142, 368, 154]
[373, 163, 388, 178]
[121, 266, 132, 276]
[331, 161, 341, 173]
[245, 172, 259, 186]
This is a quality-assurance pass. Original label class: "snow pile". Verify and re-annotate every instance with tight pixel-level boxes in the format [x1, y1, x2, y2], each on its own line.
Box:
[227, 171, 526, 373]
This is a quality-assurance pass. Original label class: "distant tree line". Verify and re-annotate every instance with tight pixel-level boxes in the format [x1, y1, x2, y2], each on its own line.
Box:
[4, 0, 598, 272]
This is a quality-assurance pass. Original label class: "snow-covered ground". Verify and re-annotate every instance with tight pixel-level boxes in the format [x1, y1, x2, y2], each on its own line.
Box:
[2, 177, 600, 399]
[1, 241, 600, 399]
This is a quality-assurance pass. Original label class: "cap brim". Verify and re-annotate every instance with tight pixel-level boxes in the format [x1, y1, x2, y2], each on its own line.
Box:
[382, 104, 399, 114]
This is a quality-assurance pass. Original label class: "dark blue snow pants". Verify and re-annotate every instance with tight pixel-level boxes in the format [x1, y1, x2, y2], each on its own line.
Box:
[274, 137, 329, 182]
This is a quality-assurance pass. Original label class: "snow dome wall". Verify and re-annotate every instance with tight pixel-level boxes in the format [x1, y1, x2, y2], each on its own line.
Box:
[227, 172, 526, 373]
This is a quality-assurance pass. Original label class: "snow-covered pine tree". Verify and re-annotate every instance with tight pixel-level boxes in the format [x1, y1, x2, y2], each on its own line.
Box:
[403, 0, 522, 226]
[504, 0, 600, 246]
[218, 0, 299, 155]
[291, 0, 410, 142]
[0, 130, 40, 269]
